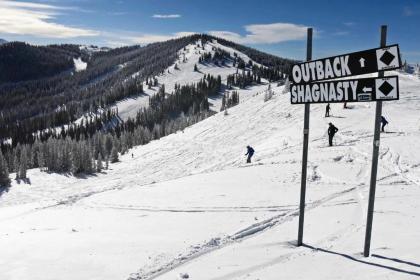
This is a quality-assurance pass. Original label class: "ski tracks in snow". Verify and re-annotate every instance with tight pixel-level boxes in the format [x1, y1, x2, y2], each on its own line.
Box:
[127, 121, 420, 280]
[127, 186, 357, 280]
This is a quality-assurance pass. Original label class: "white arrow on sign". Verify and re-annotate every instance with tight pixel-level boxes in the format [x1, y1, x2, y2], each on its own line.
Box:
[363, 86, 372, 92]
[359, 58, 366, 68]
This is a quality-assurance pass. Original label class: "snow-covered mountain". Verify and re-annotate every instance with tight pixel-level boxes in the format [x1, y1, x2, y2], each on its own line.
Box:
[1, 68, 419, 280]
[115, 39, 276, 120]
[0, 38, 7, 44]
[0, 35, 291, 156]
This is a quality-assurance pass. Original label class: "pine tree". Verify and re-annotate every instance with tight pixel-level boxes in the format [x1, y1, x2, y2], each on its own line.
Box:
[110, 146, 119, 163]
[220, 93, 226, 112]
[19, 150, 28, 179]
[14, 150, 20, 179]
[97, 153, 103, 172]
[105, 135, 113, 157]
[194, 64, 198, 72]
[282, 78, 290, 94]
[70, 143, 82, 174]
[0, 151, 11, 187]
[264, 84, 273, 102]
[38, 143, 46, 171]
[82, 145, 93, 173]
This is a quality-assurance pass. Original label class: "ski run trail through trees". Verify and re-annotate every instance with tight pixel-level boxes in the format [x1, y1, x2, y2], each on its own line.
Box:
[1, 41, 420, 280]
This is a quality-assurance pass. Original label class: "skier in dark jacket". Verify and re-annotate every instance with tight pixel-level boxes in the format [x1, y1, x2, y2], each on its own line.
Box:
[381, 116, 388, 132]
[328, 123, 338, 146]
[325, 103, 331, 117]
[245, 146, 255, 163]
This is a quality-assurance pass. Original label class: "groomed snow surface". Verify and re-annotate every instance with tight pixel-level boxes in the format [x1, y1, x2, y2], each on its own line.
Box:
[1, 71, 420, 280]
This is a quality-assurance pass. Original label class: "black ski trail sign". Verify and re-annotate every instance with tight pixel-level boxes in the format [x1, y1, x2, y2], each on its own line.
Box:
[290, 75, 399, 104]
[290, 45, 401, 84]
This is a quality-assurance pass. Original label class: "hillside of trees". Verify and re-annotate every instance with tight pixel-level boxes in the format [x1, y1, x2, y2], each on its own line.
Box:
[0, 34, 293, 185]
[0, 37, 196, 144]
[199, 34, 296, 74]
[0, 42, 85, 83]
[0, 73, 221, 184]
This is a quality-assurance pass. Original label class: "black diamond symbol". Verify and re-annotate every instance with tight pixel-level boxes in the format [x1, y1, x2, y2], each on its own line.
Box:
[380, 51, 395, 65]
[378, 81, 393, 96]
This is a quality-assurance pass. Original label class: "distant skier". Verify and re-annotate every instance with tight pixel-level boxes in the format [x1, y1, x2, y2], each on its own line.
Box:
[328, 122, 338, 146]
[325, 103, 331, 117]
[381, 116, 388, 132]
[343, 102, 348, 109]
[245, 145, 255, 163]
[131, 153, 134, 158]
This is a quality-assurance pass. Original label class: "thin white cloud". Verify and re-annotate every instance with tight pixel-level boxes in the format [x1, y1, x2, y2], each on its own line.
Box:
[107, 23, 308, 46]
[109, 11, 128, 16]
[332, 31, 349, 36]
[102, 31, 196, 46]
[0, 0, 99, 38]
[343, 22, 355, 27]
[152, 14, 181, 19]
[403, 5, 420, 17]
[104, 22, 310, 46]
[122, 31, 195, 45]
[209, 22, 309, 44]
[403, 51, 420, 56]
[403, 6, 414, 16]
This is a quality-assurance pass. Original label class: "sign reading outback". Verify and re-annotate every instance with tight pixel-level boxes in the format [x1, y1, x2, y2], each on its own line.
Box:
[290, 45, 401, 84]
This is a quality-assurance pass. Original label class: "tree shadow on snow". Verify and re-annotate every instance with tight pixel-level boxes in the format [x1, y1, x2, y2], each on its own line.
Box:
[208, 84, 229, 103]
[119, 91, 149, 102]
[302, 244, 420, 277]
[0, 186, 10, 198]
[74, 173, 98, 179]
[15, 178, 31, 185]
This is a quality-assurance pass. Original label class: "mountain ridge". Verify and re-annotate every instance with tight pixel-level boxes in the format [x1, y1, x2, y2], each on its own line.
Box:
[0, 34, 293, 146]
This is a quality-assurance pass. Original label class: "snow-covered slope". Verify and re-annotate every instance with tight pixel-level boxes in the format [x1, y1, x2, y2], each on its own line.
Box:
[73, 57, 87, 72]
[1, 72, 420, 280]
[116, 40, 272, 120]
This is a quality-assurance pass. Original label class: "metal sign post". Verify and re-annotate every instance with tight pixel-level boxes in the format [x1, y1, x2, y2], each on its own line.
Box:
[364, 25, 387, 258]
[297, 27, 312, 246]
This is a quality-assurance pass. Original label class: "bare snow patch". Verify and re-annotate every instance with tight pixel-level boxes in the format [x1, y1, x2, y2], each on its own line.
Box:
[73, 57, 87, 72]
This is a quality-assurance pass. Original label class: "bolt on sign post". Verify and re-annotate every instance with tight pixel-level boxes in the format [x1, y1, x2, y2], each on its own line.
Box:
[291, 25, 401, 254]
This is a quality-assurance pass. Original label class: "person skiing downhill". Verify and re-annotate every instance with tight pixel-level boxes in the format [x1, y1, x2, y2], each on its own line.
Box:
[245, 146, 255, 163]
[381, 116, 388, 132]
[328, 123, 338, 146]
[325, 103, 331, 117]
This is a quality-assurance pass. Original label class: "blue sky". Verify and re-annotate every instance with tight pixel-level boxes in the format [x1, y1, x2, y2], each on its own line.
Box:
[1, 0, 419, 62]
